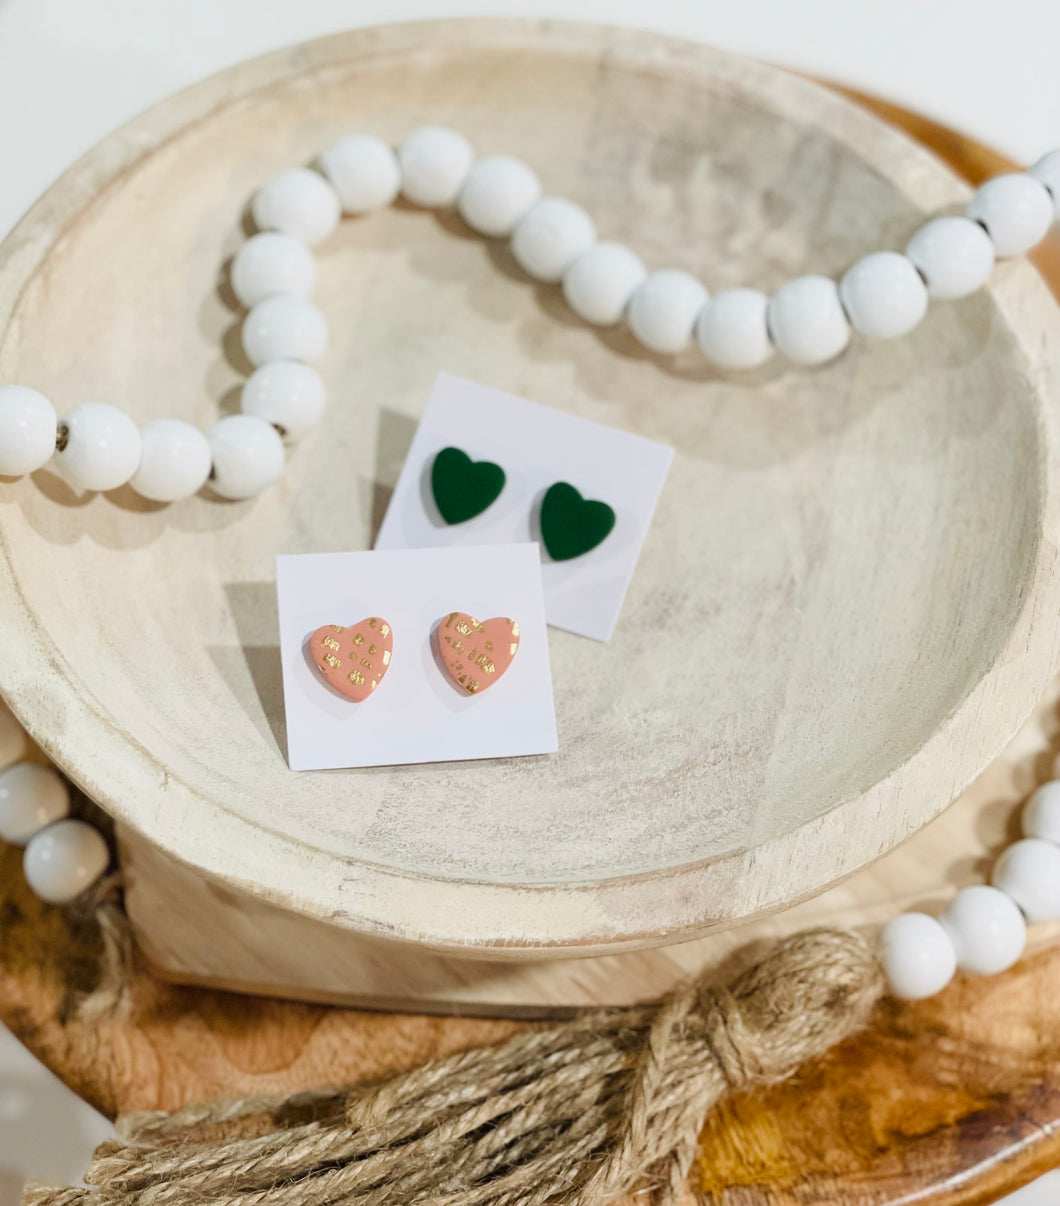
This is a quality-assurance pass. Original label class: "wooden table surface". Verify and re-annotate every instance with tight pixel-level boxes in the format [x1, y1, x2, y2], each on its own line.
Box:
[1, 87, 1059, 1206]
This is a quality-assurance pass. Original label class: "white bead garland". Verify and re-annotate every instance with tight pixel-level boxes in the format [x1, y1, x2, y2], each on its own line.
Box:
[319, 135, 402, 215]
[242, 294, 329, 368]
[991, 838, 1060, 923]
[251, 168, 341, 246]
[562, 242, 647, 327]
[399, 126, 474, 208]
[627, 270, 708, 354]
[24, 818, 110, 905]
[879, 913, 957, 1001]
[231, 232, 317, 309]
[695, 288, 774, 371]
[511, 197, 597, 283]
[966, 173, 1054, 257]
[458, 155, 542, 238]
[0, 762, 70, 845]
[1, 129, 1057, 509]
[939, 885, 1026, 975]
[208, 414, 286, 500]
[0, 708, 109, 907]
[131, 419, 213, 503]
[838, 251, 928, 340]
[767, 275, 850, 366]
[241, 361, 326, 443]
[0, 386, 58, 476]
[55, 402, 143, 493]
[1023, 780, 1060, 845]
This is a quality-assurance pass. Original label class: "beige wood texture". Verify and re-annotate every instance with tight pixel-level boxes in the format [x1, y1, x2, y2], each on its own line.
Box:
[121, 671, 1060, 1011]
[2, 21, 1060, 959]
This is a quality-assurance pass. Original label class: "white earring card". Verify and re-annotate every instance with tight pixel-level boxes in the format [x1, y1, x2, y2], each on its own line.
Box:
[374, 373, 674, 642]
[276, 544, 558, 771]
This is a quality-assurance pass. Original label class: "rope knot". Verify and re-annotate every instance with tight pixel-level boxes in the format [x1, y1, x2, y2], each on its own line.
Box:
[693, 928, 886, 1087]
[28, 927, 883, 1206]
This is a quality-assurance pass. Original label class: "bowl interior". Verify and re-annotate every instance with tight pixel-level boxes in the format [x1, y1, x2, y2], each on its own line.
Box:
[0, 24, 1055, 947]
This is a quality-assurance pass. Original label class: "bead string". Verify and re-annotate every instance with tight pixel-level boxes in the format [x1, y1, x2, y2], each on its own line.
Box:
[0, 704, 110, 905]
[0, 128, 1058, 501]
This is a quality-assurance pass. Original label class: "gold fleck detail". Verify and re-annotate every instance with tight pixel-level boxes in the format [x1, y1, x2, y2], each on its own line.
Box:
[510, 643, 518, 655]
[353, 633, 365, 647]
[323, 654, 341, 668]
[455, 622, 472, 637]
[466, 678, 480, 693]
[380, 624, 390, 637]
[485, 640, 494, 652]
[510, 621, 520, 637]
[322, 636, 340, 652]
[360, 657, 372, 669]
[369, 617, 378, 628]
[368, 643, 377, 655]
[349, 670, 365, 685]
[382, 650, 391, 666]
[483, 661, 495, 674]
[330, 625, 345, 633]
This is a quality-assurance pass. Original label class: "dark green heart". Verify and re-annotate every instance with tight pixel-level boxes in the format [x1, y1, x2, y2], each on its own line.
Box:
[431, 446, 506, 525]
[540, 482, 616, 561]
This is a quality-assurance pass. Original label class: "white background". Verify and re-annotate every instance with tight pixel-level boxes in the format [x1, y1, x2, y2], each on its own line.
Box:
[0, 0, 1057, 1201]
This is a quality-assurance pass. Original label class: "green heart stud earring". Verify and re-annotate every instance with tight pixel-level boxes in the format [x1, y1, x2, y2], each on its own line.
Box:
[539, 482, 616, 561]
[430, 446, 506, 525]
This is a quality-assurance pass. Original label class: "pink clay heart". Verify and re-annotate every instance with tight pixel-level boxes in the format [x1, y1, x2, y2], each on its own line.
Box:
[437, 612, 520, 695]
[310, 617, 394, 702]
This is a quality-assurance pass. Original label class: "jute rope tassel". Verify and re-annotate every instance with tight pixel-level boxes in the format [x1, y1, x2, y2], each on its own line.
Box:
[26, 929, 883, 1206]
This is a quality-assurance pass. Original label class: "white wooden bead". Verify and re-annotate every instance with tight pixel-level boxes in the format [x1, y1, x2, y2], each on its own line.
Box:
[0, 385, 57, 476]
[1029, 150, 1060, 220]
[319, 134, 401, 214]
[1023, 781, 1060, 845]
[130, 419, 212, 502]
[940, 885, 1026, 975]
[0, 763, 70, 845]
[241, 361, 325, 443]
[398, 126, 474, 207]
[0, 706, 29, 771]
[695, 288, 774, 370]
[242, 294, 328, 368]
[839, 251, 928, 340]
[510, 197, 596, 283]
[562, 242, 647, 327]
[991, 838, 1060, 922]
[627, 270, 708, 354]
[880, 912, 957, 1000]
[251, 168, 340, 246]
[55, 402, 142, 493]
[458, 156, 542, 238]
[966, 173, 1054, 257]
[905, 216, 996, 300]
[208, 414, 285, 500]
[24, 818, 109, 904]
[231, 232, 316, 308]
[767, 275, 850, 366]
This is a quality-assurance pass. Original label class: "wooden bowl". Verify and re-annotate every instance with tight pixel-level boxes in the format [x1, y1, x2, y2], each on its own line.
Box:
[1, 20, 1059, 958]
